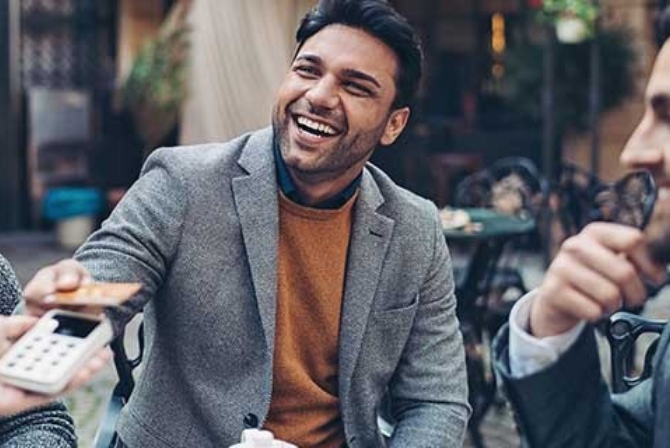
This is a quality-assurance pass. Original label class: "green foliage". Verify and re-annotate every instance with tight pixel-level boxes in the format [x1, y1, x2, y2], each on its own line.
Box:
[538, 0, 599, 23]
[121, 25, 191, 153]
[536, 0, 599, 36]
[502, 27, 636, 134]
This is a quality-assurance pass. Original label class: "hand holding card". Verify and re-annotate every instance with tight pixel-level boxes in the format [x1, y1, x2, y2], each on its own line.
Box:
[44, 282, 142, 307]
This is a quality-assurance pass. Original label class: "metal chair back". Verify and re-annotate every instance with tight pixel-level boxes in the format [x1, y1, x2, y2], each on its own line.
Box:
[607, 311, 666, 393]
[455, 157, 549, 220]
[93, 320, 144, 448]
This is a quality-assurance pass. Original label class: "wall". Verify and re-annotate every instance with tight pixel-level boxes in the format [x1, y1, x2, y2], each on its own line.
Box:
[563, 0, 656, 181]
[0, 0, 22, 230]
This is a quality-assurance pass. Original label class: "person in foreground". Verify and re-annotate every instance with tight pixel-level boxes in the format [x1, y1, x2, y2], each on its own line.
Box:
[493, 11, 670, 448]
[0, 253, 110, 447]
[23, 1, 470, 446]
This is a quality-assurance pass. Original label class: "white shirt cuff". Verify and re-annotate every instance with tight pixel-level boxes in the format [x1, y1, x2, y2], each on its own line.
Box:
[508, 291, 585, 378]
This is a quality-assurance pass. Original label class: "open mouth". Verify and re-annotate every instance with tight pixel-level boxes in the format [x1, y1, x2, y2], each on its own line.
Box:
[294, 115, 340, 138]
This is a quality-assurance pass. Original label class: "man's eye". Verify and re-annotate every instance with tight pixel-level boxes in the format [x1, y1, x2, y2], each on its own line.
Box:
[294, 65, 319, 77]
[661, 107, 670, 123]
[343, 81, 373, 97]
[651, 96, 670, 122]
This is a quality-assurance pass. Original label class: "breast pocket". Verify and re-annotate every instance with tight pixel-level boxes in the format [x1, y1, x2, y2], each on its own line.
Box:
[372, 293, 420, 322]
[364, 294, 420, 365]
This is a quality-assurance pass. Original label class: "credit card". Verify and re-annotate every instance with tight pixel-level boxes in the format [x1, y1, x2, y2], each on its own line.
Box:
[45, 282, 142, 307]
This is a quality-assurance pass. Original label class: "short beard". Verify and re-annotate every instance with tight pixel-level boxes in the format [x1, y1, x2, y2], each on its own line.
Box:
[648, 235, 670, 264]
[643, 204, 670, 264]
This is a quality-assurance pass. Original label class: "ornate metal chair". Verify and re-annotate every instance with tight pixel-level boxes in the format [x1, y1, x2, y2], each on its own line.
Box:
[548, 164, 656, 259]
[598, 170, 667, 395]
[453, 157, 549, 448]
[454, 157, 549, 332]
[546, 166, 663, 395]
[550, 167, 665, 396]
[607, 311, 666, 394]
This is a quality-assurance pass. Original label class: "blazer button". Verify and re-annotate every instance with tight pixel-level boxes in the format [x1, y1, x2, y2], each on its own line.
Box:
[243, 413, 259, 428]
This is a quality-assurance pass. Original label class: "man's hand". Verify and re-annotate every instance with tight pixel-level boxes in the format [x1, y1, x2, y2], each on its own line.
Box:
[23, 259, 96, 316]
[530, 222, 667, 338]
[0, 315, 112, 416]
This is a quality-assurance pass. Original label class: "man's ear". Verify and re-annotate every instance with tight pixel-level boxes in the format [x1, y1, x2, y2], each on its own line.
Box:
[380, 107, 410, 146]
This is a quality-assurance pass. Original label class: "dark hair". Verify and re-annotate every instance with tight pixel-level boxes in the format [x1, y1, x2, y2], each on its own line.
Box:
[656, 5, 670, 47]
[295, 0, 422, 109]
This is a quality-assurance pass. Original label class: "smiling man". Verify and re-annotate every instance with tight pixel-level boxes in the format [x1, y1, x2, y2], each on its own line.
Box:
[21, 1, 470, 447]
[493, 9, 670, 447]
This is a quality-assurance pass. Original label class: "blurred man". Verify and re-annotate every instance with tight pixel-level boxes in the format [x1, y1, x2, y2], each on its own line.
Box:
[23, 1, 470, 446]
[493, 9, 670, 447]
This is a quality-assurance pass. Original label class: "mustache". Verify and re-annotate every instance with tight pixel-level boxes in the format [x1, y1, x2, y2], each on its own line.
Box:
[288, 99, 344, 125]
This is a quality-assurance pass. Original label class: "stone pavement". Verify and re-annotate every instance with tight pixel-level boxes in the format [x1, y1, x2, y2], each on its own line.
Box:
[2, 232, 669, 447]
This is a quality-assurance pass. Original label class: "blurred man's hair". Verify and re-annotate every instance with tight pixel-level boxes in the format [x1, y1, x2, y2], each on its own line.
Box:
[295, 0, 422, 109]
[657, 5, 670, 47]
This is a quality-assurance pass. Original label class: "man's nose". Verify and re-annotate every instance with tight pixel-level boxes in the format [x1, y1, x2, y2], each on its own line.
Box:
[304, 77, 339, 110]
[620, 120, 665, 170]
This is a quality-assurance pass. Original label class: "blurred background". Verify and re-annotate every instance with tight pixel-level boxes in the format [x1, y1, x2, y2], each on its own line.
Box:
[0, 0, 666, 239]
[1, 1, 669, 447]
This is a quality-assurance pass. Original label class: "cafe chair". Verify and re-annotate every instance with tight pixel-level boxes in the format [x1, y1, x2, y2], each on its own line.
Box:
[545, 163, 600, 260]
[555, 163, 600, 231]
[607, 311, 667, 394]
[454, 157, 548, 219]
[452, 157, 548, 448]
[94, 320, 144, 448]
[548, 164, 656, 260]
[591, 170, 657, 230]
[454, 157, 548, 325]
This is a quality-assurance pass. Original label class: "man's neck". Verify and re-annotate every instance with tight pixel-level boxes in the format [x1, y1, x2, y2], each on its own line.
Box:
[289, 174, 358, 207]
[273, 142, 362, 209]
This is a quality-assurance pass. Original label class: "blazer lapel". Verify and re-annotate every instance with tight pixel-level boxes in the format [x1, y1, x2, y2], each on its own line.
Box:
[339, 169, 395, 404]
[232, 128, 279, 351]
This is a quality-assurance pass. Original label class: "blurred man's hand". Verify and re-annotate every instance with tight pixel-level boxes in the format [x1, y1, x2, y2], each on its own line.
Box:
[23, 259, 99, 316]
[0, 314, 112, 415]
[530, 222, 667, 338]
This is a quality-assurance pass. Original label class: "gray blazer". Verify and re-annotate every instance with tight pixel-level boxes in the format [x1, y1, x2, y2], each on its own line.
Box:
[76, 127, 470, 447]
[494, 323, 670, 447]
[0, 254, 77, 447]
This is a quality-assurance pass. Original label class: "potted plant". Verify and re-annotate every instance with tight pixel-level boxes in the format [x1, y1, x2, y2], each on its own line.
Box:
[502, 26, 636, 138]
[120, 0, 192, 158]
[533, 0, 600, 43]
[103, 0, 191, 212]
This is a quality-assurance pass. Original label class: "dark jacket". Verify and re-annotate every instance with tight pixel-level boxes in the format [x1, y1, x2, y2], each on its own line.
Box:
[493, 323, 660, 447]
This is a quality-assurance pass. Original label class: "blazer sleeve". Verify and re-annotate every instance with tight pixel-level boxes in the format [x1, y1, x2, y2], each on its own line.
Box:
[75, 148, 189, 335]
[387, 209, 471, 447]
[493, 324, 654, 447]
[0, 255, 77, 447]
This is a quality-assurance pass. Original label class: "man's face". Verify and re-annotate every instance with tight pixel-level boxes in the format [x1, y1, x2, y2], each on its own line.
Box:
[621, 41, 670, 263]
[272, 25, 409, 188]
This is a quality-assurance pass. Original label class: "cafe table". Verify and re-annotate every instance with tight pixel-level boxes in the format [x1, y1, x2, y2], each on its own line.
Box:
[442, 207, 535, 448]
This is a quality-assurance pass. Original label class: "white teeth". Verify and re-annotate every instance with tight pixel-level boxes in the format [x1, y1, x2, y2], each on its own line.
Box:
[296, 116, 337, 136]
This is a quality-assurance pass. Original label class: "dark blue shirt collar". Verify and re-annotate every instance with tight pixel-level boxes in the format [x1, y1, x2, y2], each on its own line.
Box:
[273, 142, 361, 209]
